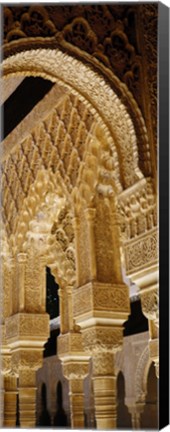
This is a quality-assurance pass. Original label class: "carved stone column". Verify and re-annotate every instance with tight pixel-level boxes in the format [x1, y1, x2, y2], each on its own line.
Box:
[3, 373, 18, 427]
[58, 287, 69, 334]
[0, 335, 12, 426]
[93, 354, 117, 429]
[58, 331, 90, 428]
[84, 208, 97, 281]
[73, 216, 81, 286]
[128, 403, 145, 429]
[17, 253, 27, 312]
[0, 374, 4, 427]
[18, 368, 37, 427]
[140, 288, 159, 378]
[64, 363, 89, 428]
[83, 325, 123, 429]
[66, 285, 74, 332]
[0, 255, 14, 427]
[123, 228, 159, 378]
[72, 200, 130, 428]
[5, 312, 49, 427]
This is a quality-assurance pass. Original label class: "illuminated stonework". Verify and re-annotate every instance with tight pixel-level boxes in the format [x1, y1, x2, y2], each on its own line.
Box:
[0, 4, 158, 429]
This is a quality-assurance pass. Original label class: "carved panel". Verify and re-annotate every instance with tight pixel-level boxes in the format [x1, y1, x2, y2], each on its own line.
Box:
[73, 284, 93, 317]
[73, 282, 129, 317]
[5, 313, 49, 342]
[92, 351, 114, 376]
[77, 213, 91, 287]
[62, 361, 89, 380]
[94, 199, 115, 283]
[93, 284, 130, 312]
[83, 326, 123, 353]
[57, 332, 84, 357]
[12, 350, 43, 371]
[20, 243, 49, 313]
[124, 228, 157, 274]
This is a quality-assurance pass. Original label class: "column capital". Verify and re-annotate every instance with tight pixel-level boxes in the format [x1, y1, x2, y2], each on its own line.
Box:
[82, 325, 123, 354]
[140, 288, 159, 327]
[62, 360, 89, 381]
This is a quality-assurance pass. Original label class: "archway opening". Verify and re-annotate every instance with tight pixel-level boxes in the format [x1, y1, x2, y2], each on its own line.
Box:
[117, 372, 132, 429]
[38, 383, 51, 427]
[3, 76, 54, 138]
[141, 362, 158, 429]
[44, 267, 60, 358]
[53, 381, 68, 427]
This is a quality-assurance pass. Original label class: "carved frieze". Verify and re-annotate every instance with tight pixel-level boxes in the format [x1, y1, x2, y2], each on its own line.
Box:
[124, 228, 157, 275]
[11, 349, 43, 371]
[82, 326, 123, 353]
[57, 332, 84, 358]
[118, 178, 157, 243]
[5, 313, 49, 343]
[73, 282, 130, 318]
[62, 361, 89, 380]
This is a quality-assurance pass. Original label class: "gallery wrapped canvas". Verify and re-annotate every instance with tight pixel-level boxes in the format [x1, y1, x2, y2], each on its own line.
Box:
[0, 1, 169, 430]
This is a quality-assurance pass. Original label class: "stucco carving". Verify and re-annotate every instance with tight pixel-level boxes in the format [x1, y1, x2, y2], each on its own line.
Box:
[141, 290, 159, 326]
[135, 345, 150, 402]
[57, 332, 84, 357]
[124, 228, 157, 274]
[62, 362, 89, 380]
[2, 4, 158, 181]
[2, 48, 147, 189]
[118, 179, 157, 243]
[5, 313, 49, 343]
[12, 350, 43, 371]
[83, 327, 123, 353]
[92, 351, 114, 376]
[73, 282, 129, 318]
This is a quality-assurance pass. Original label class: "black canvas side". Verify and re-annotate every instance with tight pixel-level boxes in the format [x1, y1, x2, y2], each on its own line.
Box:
[158, 2, 169, 429]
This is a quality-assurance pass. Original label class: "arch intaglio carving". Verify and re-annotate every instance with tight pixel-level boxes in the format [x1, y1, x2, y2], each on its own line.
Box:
[135, 345, 151, 403]
[1, 40, 158, 430]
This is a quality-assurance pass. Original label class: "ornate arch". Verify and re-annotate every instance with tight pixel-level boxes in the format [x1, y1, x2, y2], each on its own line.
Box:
[1, 47, 148, 189]
[135, 345, 151, 403]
